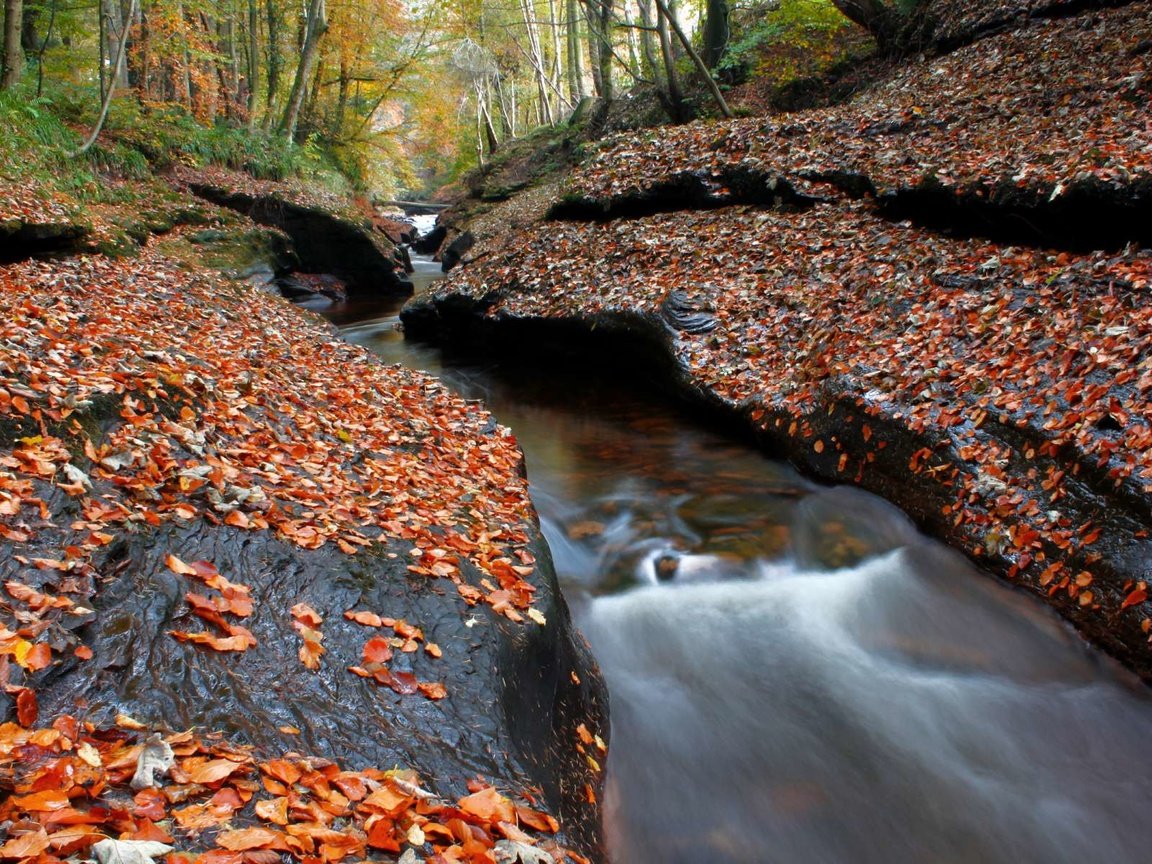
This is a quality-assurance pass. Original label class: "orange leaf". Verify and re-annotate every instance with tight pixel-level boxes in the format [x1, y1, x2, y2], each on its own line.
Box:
[458, 787, 515, 824]
[362, 637, 392, 665]
[364, 819, 399, 852]
[16, 687, 38, 726]
[165, 554, 198, 575]
[359, 784, 412, 817]
[290, 603, 322, 627]
[261, 760, 302, 786]
[254, 797, 290, 826]
[216, 828, 287, 851]
[343, 610, 383, 627]
[0, 828, 50, 859]
[417, 681, 447, 701]
[19, 642, 51, 671]
[12, 789, 71, 811]
[1122, 587, 1147, 610]
[184, 758, 247, 785]
[515, 806, 558, 833]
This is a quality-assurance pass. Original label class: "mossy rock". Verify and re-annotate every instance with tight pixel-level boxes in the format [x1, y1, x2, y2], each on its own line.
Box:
[157, 226, 299, 281]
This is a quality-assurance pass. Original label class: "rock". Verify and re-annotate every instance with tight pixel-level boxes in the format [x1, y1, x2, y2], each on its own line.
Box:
[0, 253, 608, 860]
[0, 217, 90, 260]
[26, 519, 606, 856]
[277, 272, 348, 301]
[413, 224, 447, 255]
[440, 231, 475, 272]
[186, 182, 410, 296]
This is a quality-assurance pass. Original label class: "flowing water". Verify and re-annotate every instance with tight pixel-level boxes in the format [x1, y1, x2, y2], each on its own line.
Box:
[308, 235, 1152, 864]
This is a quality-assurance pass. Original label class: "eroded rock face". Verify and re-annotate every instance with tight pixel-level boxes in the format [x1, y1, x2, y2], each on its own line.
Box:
[22, 521, 606, 855]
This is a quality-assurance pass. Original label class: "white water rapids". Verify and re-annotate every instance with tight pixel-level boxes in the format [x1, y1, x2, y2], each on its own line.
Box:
[582, 489, 1152, 864]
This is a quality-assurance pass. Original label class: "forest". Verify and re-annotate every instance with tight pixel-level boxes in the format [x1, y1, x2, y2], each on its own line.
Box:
[2, 0, 1151, 863]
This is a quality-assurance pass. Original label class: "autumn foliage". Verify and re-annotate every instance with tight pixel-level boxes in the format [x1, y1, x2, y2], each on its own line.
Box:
[0, 717, 582, 864]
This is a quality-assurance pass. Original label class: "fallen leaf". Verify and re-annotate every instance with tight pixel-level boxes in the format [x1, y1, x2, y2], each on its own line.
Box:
[92, 838, 174, 864]
[131, 732, 175, 790]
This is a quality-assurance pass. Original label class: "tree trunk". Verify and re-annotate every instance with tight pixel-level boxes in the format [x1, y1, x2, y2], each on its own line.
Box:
[546, 0, 563, 115]
[279, 0, 325, 139]
[595, 0, 612, 101]
[33, 0, 56, 97]
[19, 1, 34, 53]
[518, 0, 553, 125]
[2, 0, 25, 89]
[702, 0, 728, 69]
[653, 0, 730, 117]
[583, 0, 603, 99]
[655, 0, 681, 112]
[246, 0, 258, 123]
[565, 0, 584, 101]
[264, 0, 281, 123]
[636, 0, 659, 82]
[66, 0, 137, 156]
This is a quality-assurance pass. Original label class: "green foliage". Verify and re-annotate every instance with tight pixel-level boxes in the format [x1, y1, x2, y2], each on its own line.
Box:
[0, 87, 96, 195]
[719, 0, 867, 85]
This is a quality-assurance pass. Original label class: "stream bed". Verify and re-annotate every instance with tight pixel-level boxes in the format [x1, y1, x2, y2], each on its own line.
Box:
[302, 247, 1152, 864]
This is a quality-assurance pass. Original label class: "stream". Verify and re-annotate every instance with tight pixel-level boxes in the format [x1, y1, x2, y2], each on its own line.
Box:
[300, 234, 1152, 864]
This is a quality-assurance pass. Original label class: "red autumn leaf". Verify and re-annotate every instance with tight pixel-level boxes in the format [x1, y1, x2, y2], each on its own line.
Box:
[16, 687, 38, 726]
[1121, 587, 1147, 610]
[388, 671, 419, 696]
[362, 637, 393, 665]
[134, 787, 168, 821]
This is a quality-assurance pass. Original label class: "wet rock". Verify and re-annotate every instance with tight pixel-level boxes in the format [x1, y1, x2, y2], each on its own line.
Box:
[20, 520, 606, 857]
[414, 224, 447, 255]
[186, 182, 410, 296]
[277, 272, 349, 301]
[440, 231, 476, 272]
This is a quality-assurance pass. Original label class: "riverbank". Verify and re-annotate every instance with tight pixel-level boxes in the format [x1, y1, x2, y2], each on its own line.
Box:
[0, 242, 607, 861]
[406, 0, 1152, 677]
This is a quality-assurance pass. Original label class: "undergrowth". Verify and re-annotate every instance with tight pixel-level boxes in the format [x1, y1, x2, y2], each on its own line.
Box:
[1, 82, 354, 205]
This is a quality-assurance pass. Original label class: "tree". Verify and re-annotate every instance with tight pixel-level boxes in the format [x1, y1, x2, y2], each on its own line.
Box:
[280, 0, 327, 138]
[1, 0, 23, 88]
[702, 0, 728, 69]
[653, 0, 730, 117]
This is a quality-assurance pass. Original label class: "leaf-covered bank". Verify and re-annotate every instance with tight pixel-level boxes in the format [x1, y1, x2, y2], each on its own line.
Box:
[0, 249, 608, 862]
